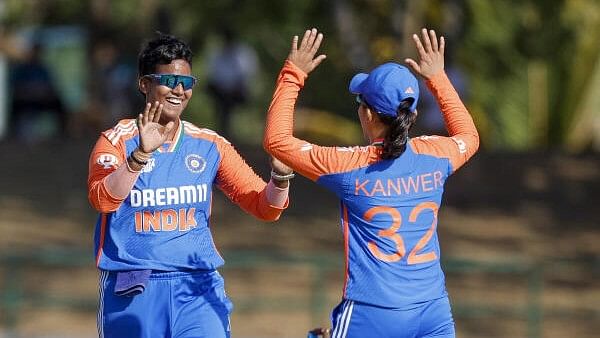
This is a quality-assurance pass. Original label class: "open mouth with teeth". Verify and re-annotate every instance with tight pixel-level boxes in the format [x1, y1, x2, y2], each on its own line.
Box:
[165, 97, 183, 106]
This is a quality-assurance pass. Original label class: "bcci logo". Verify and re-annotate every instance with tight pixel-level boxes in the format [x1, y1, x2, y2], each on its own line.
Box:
[185, 154, 206, 173]
[97, 154, 119, 169]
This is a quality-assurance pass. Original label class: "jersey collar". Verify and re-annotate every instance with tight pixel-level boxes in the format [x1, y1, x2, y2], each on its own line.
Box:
[371, 138, 384, 147]
[156, 120, 184, 153]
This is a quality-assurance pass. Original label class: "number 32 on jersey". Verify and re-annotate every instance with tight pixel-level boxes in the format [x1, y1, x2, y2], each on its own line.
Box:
[364, 202, 439, 265]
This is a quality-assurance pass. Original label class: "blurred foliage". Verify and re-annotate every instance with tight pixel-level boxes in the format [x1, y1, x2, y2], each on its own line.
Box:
[1, 0, 599, 150]
[461, 0, 600, 149]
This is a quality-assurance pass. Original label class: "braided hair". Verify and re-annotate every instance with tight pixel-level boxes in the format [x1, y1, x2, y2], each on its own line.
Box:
[378, 99, 417, 160]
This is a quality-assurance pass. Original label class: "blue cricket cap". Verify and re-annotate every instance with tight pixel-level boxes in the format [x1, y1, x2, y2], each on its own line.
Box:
[349, 62, 419, 117]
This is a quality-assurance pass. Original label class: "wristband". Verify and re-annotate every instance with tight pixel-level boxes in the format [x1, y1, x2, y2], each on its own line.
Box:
[129, 153, 148, 166]
[271, 170, 295, 181]
[130, 148, 151, 165]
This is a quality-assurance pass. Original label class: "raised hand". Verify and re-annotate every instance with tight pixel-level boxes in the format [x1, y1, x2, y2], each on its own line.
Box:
[287, 28, 327, 75]
[136, 101, 176, 153]
[405, 28, 445, 80]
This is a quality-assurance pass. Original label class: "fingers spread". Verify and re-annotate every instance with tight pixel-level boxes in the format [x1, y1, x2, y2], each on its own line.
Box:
[312, 54, 327, 68]
[404, 58, 420, 73]
[137, 113, 144, 129]
[291, 35, 298, 53]
[439, 36, 445, 55]
[291, 28, 326, 74]
[429, 30, 438, 52]
[413, 34, 427, 59]
[142, 103, 151, 125]
[300, 30, 311, 50]
[148, 101, 158, 123]
[421, 28, 433, 53]
[153, 103, 163, 123]
[310, 32, 323, 54]
[307, 28, 317, 48]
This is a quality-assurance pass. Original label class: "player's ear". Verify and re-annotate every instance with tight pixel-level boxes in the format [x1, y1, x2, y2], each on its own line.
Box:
[365, 108, 377, 123]
[138, 77, 149, 95]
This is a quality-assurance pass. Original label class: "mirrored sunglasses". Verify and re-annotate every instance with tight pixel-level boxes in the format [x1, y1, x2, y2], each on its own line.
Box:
[144, 74, 197, 90]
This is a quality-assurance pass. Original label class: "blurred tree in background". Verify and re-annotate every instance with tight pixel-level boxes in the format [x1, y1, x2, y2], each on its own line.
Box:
[460, 0, 600, 151]
[0, 0, 598, 150]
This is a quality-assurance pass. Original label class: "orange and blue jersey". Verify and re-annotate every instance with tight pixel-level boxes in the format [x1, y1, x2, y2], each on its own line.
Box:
[264, 61, 479, 308]
[88, 119, 285, 272]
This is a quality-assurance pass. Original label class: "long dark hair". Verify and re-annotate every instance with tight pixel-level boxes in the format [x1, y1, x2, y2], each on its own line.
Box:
[378, 99, 417, 160]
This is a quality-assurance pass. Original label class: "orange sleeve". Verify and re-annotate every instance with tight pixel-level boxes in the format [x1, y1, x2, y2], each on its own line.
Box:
[215, 138, 287, 222]
[410, 71, 479, 173]
[263, 60, 379, 181]
[88, 134, 128, 212]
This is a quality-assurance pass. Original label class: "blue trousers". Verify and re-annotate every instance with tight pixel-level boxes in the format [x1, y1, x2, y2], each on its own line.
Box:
[98, 270, 233, 338]
[331, 296, 455, 338]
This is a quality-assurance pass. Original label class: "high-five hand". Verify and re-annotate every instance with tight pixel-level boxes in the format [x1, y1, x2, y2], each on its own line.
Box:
[405, 28, 445, 80]
[136, 101, 176, 153]
[287, 28, 327, 75]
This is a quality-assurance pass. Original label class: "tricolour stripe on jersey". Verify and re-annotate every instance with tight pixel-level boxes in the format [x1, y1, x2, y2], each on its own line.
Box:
[106, 120, 137, 145]
[332, 300, 354, 338]
[157, 121, 184, 153]
[95, 214, 107, 267]
[169, 122, 184, 152]
[105, 120, 135, 141]
[342, 203, 350, 298]
[183, 122, 231, 144]
[97, 270, 109, 338]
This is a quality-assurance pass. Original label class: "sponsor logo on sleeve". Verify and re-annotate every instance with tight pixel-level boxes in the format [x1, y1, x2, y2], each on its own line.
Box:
[97, 154, 119, 169]
[451, 137, 467, 154]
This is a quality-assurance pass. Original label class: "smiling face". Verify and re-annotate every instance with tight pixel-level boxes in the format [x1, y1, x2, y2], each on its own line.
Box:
[139, 59, 193, 124]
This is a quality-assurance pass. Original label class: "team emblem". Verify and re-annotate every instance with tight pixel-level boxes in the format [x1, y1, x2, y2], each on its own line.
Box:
[185, 154, 206, 173]
[97, 154, 119, 169]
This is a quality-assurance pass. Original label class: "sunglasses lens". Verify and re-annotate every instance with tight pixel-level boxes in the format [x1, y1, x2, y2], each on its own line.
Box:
[156, 75, 175, 88]
[152, 74, 196, 90]
[180, 76, 195, 90]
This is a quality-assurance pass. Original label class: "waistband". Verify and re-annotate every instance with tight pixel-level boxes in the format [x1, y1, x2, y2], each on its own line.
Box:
[104, 269, 218, 280]
[148, 269, 218, 280]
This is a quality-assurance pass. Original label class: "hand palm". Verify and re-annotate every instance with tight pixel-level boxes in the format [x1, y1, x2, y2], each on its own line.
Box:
[405, 28, 445, 79]
[287, 28, 327, 75]
[139, 122, 170, 152]
[136, 102, 175, 153]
